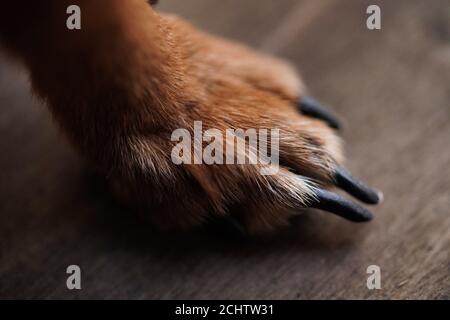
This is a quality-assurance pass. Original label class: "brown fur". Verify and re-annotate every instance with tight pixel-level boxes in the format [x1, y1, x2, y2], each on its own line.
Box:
[0, 0, 343, 233]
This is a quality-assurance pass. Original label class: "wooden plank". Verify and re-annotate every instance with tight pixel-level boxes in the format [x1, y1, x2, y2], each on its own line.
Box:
[269, 0, 450, 299]
[158, 0, 301, 46]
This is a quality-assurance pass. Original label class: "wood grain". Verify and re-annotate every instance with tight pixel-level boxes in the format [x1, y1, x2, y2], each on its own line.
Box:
[0, 0, 449, 299]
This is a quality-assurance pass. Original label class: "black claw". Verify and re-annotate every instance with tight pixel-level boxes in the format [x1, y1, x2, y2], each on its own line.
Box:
[335, 167, 382, 205]
[299, 96, 341, 129]
[309, 188, 374, 222]
[219, 215, 248, 238]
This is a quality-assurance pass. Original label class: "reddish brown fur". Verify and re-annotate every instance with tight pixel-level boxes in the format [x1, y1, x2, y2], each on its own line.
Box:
[0, 0, 343, 233]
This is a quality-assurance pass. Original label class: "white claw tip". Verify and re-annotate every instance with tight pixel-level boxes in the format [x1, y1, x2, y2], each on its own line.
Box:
[376, 191, 384, 204]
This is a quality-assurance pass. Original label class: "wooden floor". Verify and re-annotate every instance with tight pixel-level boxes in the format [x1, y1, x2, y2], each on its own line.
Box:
[0, 0, 449, 299]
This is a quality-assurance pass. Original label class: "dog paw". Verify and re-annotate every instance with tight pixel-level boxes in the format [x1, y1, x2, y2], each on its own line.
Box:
[1, 1, 381, 235]
[144, 15, 384, 234]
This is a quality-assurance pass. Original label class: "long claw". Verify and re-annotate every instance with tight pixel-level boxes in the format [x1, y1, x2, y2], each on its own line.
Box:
[335, 167, 383, 205]
[213, 215, 249, 239]
[299, 96, 341, 129]
[309, 188, 374, 222]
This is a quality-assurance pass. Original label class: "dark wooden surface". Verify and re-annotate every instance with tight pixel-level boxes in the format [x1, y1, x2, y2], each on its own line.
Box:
[0, 0, 449, 299]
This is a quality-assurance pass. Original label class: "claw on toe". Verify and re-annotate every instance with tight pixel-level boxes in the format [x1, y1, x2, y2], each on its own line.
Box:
[306, 167, 382, 222]
[334, 167, 383, 205]
[309, 188, 374, 222]
[298, 96, 341, 130]
[212, 214, 249, 238]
